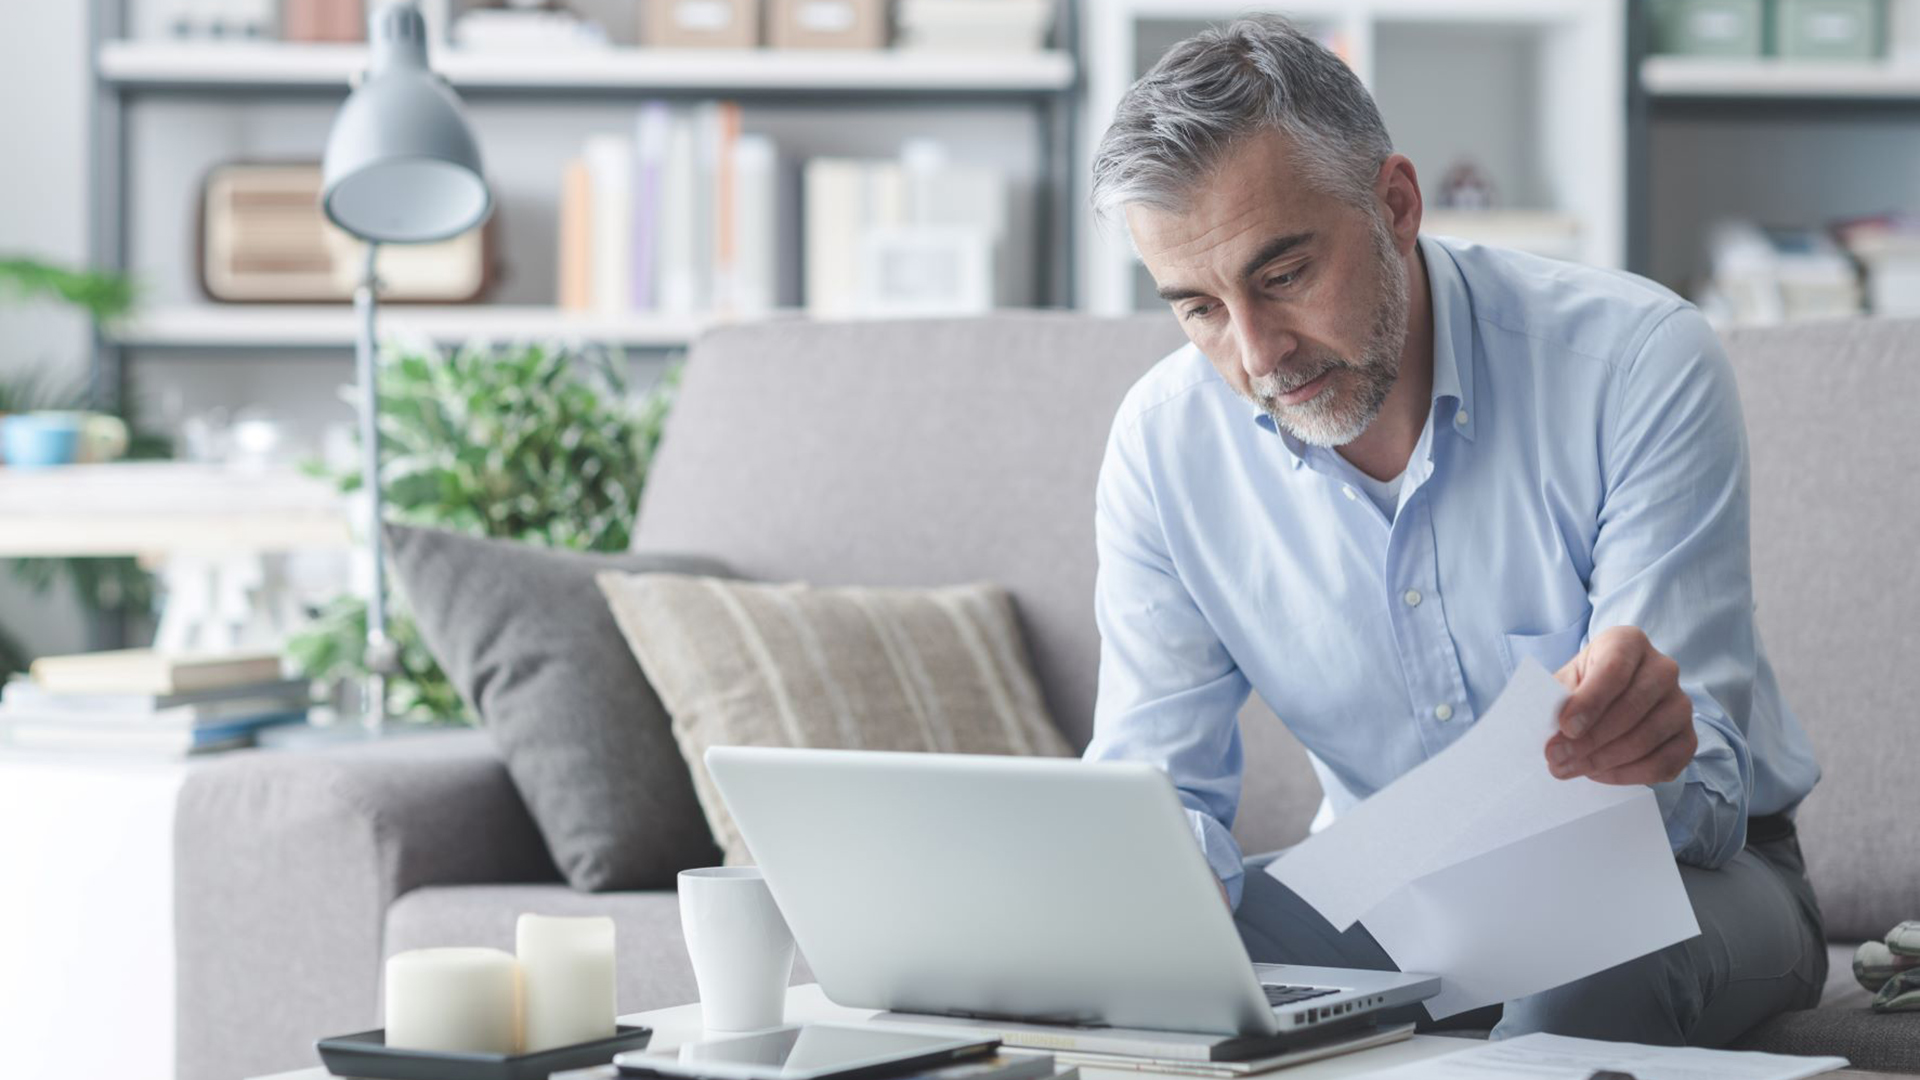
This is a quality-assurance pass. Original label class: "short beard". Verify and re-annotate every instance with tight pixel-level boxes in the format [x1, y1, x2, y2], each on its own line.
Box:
[1250, 214, 1409, 448]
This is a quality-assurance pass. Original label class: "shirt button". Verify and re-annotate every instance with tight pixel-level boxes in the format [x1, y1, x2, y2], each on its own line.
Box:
[1403, 589, 1422, 607]
[1434, 703, 1455, 722]
[1455, 409, 1470, 427]
[1342, 485, 1357, 501]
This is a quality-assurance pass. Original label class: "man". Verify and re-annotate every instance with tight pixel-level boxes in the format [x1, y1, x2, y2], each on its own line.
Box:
[1084, 16, 1825, 1045]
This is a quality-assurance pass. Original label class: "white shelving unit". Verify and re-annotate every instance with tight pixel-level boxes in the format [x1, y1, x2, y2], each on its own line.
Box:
[113, 304, 749, 351]
[97, 39, 1076, 93]
[1078, 0, 1626, 316]
[1642, 55, 1920, 99]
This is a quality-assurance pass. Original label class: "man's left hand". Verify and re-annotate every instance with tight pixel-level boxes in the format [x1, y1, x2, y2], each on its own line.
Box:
[1546, 626, 1696, 785]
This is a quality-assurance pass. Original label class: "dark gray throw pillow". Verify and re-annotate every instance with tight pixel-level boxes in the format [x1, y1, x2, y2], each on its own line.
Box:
[385, 523, 726, 891]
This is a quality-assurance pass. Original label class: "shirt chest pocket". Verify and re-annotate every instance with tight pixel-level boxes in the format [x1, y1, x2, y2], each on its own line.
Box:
[1497, 617, 1587, 677]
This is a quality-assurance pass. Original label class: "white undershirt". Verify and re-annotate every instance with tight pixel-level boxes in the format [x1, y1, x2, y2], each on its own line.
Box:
[1351, 464, 1406, 520]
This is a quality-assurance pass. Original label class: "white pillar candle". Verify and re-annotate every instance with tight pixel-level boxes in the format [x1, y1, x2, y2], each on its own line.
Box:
[516, 914, 617, 1053]
[384, 947, 520, 1054]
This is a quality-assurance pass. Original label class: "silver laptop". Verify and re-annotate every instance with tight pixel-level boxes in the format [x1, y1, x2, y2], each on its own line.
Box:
[704, 746, 1438, 1045]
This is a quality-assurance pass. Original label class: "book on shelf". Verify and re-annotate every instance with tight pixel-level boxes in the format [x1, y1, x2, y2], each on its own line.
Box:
[559, 157, 594, 311]
[585, 132, 636, 315]
[0, 709, 308, 757]
[632, 100, 671, 312]
[27, 648, 286, 697]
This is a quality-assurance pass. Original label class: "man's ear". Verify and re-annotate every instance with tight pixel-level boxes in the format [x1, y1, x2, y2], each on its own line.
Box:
[1375, 153, 1422, 255]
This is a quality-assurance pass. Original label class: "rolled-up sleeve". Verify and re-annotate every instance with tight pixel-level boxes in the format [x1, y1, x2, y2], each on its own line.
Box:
[1084, 409, 1254, 905]
[1591, 307, 1758, 868]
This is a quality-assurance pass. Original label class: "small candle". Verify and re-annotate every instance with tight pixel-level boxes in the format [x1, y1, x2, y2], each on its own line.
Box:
[517, 914, 616, 1052]
[384, 947, 520, 1054]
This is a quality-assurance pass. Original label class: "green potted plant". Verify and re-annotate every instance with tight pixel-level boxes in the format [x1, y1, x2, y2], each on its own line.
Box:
[286, 338, 680, 723]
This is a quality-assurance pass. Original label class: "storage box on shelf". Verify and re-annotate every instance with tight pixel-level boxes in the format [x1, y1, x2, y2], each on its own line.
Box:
[768, 0, 889, 50]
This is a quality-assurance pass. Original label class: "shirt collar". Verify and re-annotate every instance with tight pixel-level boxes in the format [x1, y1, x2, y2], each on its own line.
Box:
[1252, 233, 1477, 466]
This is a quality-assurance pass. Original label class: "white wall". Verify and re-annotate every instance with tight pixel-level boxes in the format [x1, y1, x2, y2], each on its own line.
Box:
[0, 2, 95, 660]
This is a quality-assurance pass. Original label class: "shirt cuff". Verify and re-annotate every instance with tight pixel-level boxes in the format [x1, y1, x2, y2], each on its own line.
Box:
[1186, 807, 1247, 909]
[1650, 713, 1750, 868]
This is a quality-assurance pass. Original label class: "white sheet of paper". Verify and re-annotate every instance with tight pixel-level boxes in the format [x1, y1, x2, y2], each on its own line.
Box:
[1362, 789, 1699, 1017]
[1352, 1031, 1847, 1080]
[1265, 658, 1701, 1017]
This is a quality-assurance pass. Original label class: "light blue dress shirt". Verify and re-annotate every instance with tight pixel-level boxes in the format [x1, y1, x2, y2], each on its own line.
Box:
[1086, 235, 1822, 909]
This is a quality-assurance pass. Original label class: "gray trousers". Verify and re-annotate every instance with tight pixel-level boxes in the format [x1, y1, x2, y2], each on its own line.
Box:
[1234, 833, 1828, 1045]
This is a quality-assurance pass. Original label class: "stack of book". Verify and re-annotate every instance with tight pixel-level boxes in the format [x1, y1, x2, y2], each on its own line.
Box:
[895, 0, 1056, 52]
[1834, 214, 1920, 317]
[558, 101, 794, 320]
[0, 649, 311, 758]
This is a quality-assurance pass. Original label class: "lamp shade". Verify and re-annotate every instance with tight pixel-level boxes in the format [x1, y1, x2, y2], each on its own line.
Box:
[322, 2, 491, 244]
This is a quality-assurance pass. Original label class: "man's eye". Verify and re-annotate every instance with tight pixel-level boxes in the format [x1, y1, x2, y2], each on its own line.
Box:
[1182, 303, 1217, 322]
[1268, 267, 1305, 289]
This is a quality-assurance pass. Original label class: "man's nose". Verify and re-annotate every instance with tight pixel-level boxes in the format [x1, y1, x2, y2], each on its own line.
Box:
[1233, 306, 1295, 382]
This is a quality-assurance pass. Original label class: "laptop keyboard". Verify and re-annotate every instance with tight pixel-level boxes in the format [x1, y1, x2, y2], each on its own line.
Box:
[1264, 984, 1341, 1007]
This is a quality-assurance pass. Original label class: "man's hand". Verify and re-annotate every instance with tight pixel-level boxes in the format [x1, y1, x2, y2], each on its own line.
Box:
[1546, 625, 1696, 785]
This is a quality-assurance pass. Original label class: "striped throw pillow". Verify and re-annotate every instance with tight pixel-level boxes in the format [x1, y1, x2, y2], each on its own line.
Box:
[596, 572, 1071, 865]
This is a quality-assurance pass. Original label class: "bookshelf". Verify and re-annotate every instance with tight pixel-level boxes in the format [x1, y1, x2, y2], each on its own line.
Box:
[1077, 0, 1625, 316]
[1626, 0, 1920, 294]
[84, 0, 1082, 416]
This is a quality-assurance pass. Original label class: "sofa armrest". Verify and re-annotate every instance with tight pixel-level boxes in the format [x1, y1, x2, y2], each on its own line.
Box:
[174, 729, 557, 1080]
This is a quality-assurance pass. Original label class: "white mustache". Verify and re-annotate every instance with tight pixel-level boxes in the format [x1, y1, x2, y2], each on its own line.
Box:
[1252, 362, 1340, 400]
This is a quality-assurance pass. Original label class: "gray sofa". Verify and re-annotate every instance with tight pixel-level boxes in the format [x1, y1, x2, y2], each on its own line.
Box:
[175, 312, 1920, 1080]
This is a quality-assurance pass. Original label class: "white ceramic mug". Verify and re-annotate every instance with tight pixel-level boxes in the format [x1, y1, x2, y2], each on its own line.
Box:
[678, 867, 796, 1032]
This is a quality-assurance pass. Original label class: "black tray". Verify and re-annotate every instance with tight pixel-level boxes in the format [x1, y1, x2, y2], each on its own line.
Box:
[317, 1024, 653, 1080]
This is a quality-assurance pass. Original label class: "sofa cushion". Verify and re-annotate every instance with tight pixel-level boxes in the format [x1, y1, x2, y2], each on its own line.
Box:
[1723, 317, 1920, 941]
[598, 572, 1072, 864]
[384, 884, 814, 1017]
[386, 524, 729, 891]
[1735, 996, 1920, 1073]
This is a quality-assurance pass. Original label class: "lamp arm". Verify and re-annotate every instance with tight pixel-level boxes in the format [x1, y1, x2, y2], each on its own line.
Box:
[354, 241, 395, 731]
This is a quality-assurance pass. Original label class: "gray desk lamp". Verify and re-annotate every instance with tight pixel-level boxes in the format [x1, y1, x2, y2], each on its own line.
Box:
[321, 1, 491, 729]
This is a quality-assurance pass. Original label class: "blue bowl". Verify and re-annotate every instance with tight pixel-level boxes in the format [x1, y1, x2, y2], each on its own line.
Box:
[2, 413, 82, 468]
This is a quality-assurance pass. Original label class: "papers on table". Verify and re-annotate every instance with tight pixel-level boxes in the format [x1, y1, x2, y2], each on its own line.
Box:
[1266, 659, 1700, 1018]
[1351, 1032, 1848, 1080]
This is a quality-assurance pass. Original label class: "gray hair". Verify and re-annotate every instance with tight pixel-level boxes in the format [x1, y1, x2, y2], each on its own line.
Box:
[1090, 14, 1394, 225]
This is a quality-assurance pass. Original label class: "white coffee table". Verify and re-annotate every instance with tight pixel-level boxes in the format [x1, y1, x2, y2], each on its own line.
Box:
[250, 983, 1468, 1080]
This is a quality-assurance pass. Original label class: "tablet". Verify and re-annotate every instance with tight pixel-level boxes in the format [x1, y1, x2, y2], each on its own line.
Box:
[613, 1023, 998, 1080]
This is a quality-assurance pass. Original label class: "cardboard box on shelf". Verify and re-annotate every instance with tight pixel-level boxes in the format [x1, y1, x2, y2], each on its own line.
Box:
[768, 0, 888, 49]
[642, 0, 761, 48]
